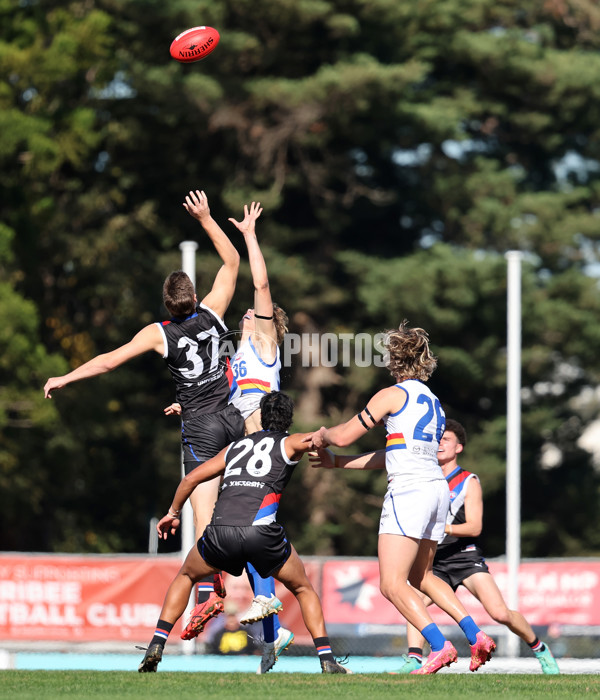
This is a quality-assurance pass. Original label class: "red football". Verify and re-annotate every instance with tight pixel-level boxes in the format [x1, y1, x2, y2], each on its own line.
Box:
[169, 26, 220, 63]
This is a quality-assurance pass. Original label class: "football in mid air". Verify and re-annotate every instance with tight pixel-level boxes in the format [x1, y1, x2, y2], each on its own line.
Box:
[170, 26, 220, 63]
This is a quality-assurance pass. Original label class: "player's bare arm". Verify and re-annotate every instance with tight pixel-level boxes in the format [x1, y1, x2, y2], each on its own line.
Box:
[184, 189, 240, 319]
[44, 324, 164, 398]
[230, 202, 278, 358]
[309, 448, 386, 470]
[157, 447, 229, 539]
[446, 477, 483, 538]
[308, 386, 406, 449]
[283, 432, 320, 461]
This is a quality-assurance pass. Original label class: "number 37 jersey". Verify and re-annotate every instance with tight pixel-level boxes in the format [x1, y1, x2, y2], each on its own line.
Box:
[212, 430, 299, 527]
[156, 303, 230, 418]
[384, 379, 446, 487]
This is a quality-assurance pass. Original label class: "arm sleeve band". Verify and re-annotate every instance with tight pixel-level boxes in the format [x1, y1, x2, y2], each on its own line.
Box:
[357, 412, 370, 430]
[363, 406, 377, 425]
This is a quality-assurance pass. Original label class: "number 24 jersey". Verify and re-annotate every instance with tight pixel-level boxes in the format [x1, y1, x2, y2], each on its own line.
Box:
[212, 430, 299, 527]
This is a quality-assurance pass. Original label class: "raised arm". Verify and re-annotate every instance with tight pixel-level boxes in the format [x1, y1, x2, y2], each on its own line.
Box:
[183, 189, 240, 320]
[229, 201, 277, 341]
[44, 324, 164, 398]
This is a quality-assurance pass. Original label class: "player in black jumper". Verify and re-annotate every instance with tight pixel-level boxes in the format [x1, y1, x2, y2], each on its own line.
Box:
[138, 392, 349, 675]
[44, 191, 245, 545]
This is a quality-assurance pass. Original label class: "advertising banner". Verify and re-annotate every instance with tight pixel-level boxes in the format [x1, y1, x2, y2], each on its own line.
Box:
[1, 554, 598, 642]
[320, 558, 600, 627]
[0, 554, 181, 642]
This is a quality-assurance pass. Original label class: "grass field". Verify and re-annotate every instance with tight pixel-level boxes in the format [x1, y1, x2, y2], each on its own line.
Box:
[0, 671, 598, 700]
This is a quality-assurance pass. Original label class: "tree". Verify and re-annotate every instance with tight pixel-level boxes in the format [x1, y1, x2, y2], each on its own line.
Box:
[1, 0, 599, 555]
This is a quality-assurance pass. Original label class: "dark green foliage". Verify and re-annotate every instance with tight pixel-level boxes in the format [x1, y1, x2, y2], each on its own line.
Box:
[1, 0, 599, 556]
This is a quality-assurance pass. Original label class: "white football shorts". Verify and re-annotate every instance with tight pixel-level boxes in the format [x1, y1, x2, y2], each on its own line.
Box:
[378, 478, 449, 540]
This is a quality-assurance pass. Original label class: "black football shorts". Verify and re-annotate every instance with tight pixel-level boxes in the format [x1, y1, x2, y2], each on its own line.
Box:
[433, 545, 490, 590]
[199, 523, 292, 578]
[182, 403, 245, 472]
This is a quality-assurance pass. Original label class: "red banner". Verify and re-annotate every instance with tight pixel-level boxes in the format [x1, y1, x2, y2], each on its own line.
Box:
[1, 554, 598, 642]
[0, 554, 181, 641]
[321, 558, 600, 627]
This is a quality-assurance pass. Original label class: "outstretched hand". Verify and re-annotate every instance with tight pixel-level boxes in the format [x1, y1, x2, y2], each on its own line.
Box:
[183, 189, 211, 222]
[156, 513, 181, 540]
[308, 448, 336, 469]
[301, 426, 328, 450]
[164, 402, 182, 416]
[44, 377, 65, 399]
[228, 201, 263, 236]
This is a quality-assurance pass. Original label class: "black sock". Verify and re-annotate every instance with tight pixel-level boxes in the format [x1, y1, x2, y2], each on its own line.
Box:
[196, 575, 215, 604]
[151, 619, 174, 649]
[529, 637, 545, 653]
[314, 636, 334, 662]
[408, 647, 423, 662]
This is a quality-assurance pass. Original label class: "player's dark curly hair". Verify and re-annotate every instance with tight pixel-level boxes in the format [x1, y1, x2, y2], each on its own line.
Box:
[260, 391, 294, 432]
[163, 270, 196, 317]
[444, 419, 467, 447]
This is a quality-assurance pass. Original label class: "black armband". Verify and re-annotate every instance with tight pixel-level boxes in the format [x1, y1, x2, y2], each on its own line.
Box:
[357, 412, 371, 430]
[363, 406, 377, 425]
[254, 313, 273, 320]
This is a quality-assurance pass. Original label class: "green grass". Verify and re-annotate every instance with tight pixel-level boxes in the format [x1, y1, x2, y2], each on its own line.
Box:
[0, 672, 598, 700]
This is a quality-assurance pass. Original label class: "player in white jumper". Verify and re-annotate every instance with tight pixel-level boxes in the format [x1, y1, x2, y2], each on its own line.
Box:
[228, 204, 292, 673]
[308, 321, 497, 675]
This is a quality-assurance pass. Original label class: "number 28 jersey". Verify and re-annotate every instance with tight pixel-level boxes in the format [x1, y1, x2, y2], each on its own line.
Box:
[384, 379, 446, 488]
[211, 430, 299, 527]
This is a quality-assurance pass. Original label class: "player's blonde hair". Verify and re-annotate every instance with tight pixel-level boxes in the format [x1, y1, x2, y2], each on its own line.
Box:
[383, 320, 437, 382]
[272, 303, 289, 346]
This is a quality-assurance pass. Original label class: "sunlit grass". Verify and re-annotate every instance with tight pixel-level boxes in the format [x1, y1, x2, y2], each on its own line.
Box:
[0, 671, 598, 700]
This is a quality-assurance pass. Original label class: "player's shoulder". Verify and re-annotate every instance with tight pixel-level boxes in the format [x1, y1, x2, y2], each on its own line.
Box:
[456, 468, 481, 490]
[197, 301, 228, 330]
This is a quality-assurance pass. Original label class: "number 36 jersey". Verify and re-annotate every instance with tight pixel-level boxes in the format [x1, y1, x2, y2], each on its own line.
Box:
[229, 337, 281, 420]
[212, 430, 299, 527]
[156, 303, 230, 418]
[384, 379, 446, 488]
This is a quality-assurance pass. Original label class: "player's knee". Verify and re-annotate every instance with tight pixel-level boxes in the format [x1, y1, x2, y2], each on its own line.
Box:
[288, 582, 312, 601]
[408, 571, 425, 591]
[282, 574, 313, 598]
[179, 567, 196, 584]
[379, 580, 396, 602]
[488, 606, 511, 625]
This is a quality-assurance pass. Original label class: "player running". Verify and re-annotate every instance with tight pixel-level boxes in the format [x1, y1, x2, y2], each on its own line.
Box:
[308, 321, 496, 674]
[396, 419, 559, 674]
